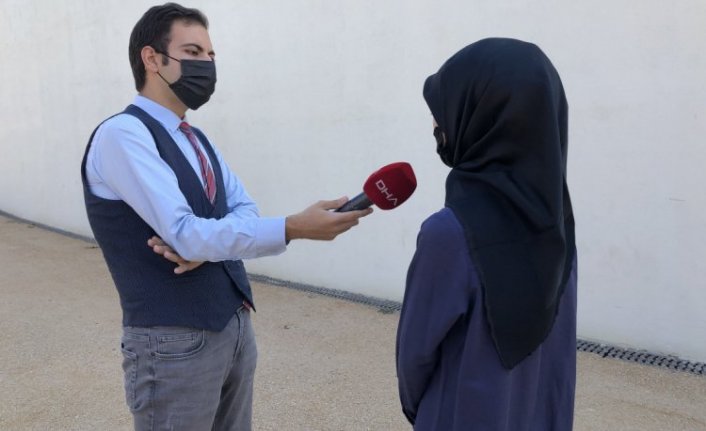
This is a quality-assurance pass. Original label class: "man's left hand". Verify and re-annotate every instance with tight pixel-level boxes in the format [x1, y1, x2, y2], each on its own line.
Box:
[148, 236, 204, 274]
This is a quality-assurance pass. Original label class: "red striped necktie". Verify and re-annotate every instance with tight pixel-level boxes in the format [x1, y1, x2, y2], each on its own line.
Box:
[179, 122, 216, 203]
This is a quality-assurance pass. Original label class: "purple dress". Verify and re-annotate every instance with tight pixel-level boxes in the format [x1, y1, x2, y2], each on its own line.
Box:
[396, 208, 577, 430]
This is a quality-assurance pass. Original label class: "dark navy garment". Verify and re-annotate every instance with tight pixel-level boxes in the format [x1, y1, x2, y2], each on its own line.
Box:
[81, 105, 252, 331]
[396, 208, 577, 430]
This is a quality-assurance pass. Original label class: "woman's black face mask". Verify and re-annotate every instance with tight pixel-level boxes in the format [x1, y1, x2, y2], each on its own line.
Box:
[434, 126, 453, 167]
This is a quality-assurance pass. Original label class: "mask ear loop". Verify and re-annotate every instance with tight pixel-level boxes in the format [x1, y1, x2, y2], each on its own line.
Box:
[151, 49, 181, 85]
[156, 70, 172, 86]
[158, 52, 182, 63]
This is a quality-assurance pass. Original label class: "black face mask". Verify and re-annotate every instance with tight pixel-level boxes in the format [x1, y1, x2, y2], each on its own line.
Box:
[157, 52, 217, 110]
[434, 126, 453, 167]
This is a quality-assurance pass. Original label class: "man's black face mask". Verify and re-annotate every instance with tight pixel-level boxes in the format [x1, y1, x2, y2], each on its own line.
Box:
[157, 52, 217, 110]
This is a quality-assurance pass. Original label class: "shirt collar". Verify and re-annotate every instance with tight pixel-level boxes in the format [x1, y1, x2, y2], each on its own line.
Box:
[133, 95, 186, 133]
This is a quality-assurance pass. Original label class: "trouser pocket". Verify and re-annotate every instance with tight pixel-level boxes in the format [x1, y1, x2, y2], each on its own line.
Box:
[154, 330, 205, 360]
[120, 330, 150, 412]
[120, 345, 138, 410]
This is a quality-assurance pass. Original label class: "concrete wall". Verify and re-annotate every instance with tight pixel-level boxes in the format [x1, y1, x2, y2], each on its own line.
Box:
[1, 1, 704, 362]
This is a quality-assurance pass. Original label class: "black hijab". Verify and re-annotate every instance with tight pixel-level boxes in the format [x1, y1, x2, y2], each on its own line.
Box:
[423, 38, 576, 369]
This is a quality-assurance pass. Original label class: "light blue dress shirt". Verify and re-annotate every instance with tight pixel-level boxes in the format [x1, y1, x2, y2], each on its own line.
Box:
[85, 95, 286, 262]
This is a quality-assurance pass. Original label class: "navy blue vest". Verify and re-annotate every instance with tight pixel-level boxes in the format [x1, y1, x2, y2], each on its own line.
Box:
[81, 105, 253, 330]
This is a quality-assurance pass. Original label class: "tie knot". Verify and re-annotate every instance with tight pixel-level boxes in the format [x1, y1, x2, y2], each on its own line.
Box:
[179, 121, 192, 134]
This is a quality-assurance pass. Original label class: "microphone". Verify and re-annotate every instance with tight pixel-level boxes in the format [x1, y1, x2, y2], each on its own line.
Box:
[336, 162, 417, 212]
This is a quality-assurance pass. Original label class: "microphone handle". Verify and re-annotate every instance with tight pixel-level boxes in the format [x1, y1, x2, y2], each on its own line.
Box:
[335, 192, 372, 212]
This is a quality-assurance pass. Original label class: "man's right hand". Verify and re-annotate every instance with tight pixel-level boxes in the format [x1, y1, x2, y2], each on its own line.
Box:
[285, 197, 373, 242]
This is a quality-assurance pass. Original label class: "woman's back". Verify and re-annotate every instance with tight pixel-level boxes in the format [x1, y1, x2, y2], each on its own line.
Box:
[397, 208, 577, 430]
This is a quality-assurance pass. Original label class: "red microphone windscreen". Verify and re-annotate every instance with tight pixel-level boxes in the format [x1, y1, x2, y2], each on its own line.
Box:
[362, 162, 417, 210]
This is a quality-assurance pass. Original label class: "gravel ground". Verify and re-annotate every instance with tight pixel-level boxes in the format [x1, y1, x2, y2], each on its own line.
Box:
[1, 215, 705, 430]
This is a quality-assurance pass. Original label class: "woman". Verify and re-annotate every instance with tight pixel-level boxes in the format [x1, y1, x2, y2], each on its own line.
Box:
[396, 38, 577, 430]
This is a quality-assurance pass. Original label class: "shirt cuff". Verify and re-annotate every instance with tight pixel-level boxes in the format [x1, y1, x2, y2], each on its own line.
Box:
[255, 216, 287, 257]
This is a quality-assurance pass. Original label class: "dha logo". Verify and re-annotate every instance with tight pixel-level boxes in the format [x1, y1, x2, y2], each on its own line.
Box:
[375, 180, 398, 206]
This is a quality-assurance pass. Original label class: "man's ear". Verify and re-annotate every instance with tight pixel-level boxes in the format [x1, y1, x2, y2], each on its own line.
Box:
[141, 46, 160, 73]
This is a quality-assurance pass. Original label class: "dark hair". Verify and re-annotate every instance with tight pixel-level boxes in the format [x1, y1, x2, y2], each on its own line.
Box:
[129, 3, 209, 91]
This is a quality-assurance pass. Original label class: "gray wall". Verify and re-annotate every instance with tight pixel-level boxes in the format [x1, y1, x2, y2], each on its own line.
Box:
[1, 0, 705, 361]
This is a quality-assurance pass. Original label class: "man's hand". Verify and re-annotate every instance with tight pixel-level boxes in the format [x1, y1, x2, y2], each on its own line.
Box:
[285, 196, 373, 242]
[148, 236, 204, 274]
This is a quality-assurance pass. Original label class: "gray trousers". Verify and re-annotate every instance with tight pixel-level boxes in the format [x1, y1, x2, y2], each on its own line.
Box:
[120, 306, 257, 431]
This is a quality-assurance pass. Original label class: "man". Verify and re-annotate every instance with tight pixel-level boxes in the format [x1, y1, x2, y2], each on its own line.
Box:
[80, 3, 371, 430]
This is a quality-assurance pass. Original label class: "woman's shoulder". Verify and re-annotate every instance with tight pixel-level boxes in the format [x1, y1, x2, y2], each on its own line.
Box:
[421, 207, 463, 234]
[418, 208, 466, 251]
